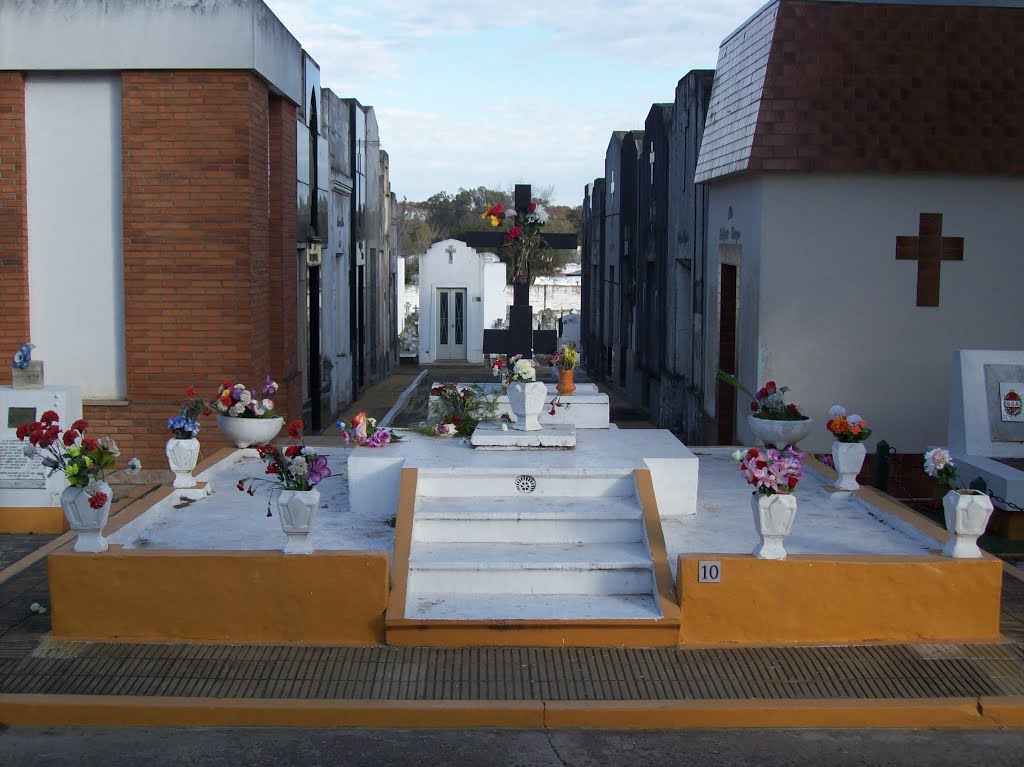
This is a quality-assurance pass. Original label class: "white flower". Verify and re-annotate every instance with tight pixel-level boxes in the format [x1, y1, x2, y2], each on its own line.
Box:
[261, 398, 274, 411]
[252, 404, 266, 416]
[23, 444, 35, 457]
[230, 402, 246, 416]
[847, 414, 862, 426]
[505, 208, 516, 219]
[98, 437, 120, 457]
[513, 358, 536, 381]
[924, 448, 953, 478]
[126, 457, 142, 476]
[290, 456, 309, 476]
[731, 449, 745, 461]
[217, 400, 229, 412]
[534, 204, 549, 224]
[239, 390, 252, 406]
[828, 404, 847, 418]
[368, 417, 377, 428]
[300, 446, 314, 455]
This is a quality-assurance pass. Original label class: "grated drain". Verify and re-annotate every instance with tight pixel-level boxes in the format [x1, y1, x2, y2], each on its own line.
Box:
[515, 475, 537, 493]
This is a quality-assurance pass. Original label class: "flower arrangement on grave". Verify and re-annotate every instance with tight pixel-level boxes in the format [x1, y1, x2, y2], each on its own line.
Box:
[923, 447, 995, 559]
[923, 448, 959, 491]
[481, 199, 549, 283]
[717, 372, 806, 420]
[825, 405, 871, 443]
[733, 446, 803, 495]
[17, 412, 142, 502]
[12, 342, 34, 369]
[337, 411, 400, 447]
[548, 342, 578, 372]
[237, 420, 332, 512]
[213, 375, 279, 418]
[424, 383, 499, 438]
[167, 386, 209, 439]
[491, 354, 537, 385]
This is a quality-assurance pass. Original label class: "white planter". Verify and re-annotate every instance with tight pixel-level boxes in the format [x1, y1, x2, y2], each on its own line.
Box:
[751, 492, 798, 560]
[61, 481, 112, 553]
[831, 441, 866, 491]
[941, 489, 994, 559]
[216, 414, 283, 448]
[507, 381, 547, 431]
[747, 415, 814, 450]
[166, 437, 201, 488]
[277, 488, 320, 554]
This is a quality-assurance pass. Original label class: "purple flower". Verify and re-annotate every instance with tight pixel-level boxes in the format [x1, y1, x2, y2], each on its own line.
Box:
[306, 455, 331, 485]
[366, 430, 391, 448]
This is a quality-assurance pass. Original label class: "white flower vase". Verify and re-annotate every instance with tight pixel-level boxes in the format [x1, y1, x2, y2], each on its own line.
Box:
[216, 414, 283, 448]
[166, 437, 201, 488]
[751, 492, 797, 560]
[941, 489, 994, 559]
[831, 441, 866, 491]
[507, 381, 547, 431]
[747, 415, 814, 450]
[61, 481, 112, 553]
[277, 488, 320, 554]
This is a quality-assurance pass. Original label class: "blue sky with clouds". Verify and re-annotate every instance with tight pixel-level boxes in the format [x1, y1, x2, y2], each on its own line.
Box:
[264, 0, 768, 206]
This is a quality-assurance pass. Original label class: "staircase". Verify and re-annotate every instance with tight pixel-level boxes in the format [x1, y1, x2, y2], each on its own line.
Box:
[386, 467, 679, 647]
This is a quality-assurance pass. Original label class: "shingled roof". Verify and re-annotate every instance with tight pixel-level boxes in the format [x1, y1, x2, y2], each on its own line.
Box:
[694, 0, 1024, 182]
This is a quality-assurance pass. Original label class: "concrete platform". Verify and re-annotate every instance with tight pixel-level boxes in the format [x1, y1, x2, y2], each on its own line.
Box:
[469, 422, 576, 448]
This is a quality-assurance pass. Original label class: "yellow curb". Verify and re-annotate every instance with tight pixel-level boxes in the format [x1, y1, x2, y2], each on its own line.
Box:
[542, 699, 990, 729]
[979, 696, 1024, 727]
[0, 694, 1014, 729]
[0, 695, 544, 729]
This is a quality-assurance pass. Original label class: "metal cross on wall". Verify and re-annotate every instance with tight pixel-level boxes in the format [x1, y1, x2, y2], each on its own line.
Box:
[895, 212, 964, 307]
[460, 184, 578, 359]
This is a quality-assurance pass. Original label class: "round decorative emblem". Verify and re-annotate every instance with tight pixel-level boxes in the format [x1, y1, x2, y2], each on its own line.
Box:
[514, 475, 537, 493]
[1004, 390, 1022, 418]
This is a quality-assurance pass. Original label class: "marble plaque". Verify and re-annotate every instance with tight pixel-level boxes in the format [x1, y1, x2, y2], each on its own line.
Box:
[984, 365, 1024, 442]
[0, 437, 46, 489]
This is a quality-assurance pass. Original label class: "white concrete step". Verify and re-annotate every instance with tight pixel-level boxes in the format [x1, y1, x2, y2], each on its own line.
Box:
[406, 542, 655, 595]
[415, 468, 637, 499]
[412, 496, 644, 544]
[404, 592, 663, 621]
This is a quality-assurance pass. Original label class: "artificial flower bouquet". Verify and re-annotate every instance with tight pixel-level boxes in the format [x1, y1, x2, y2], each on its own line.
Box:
[428, 383, 498, 437]
[549, 342, 578, 372]
[491, 354, 537, 385]
[923, 447, 958, 490]
[337, 411, 398, 447]
[12, 342, 34, 369]
[733, 446, 803, 495]
[17, 411, 141, 506]
[717, 371, 805, 421]
[214, 375, 279, 418]
[237, 420, 332, 510]
[826, 405, 871, 443]
[481, 199, 549, 283]
[167, 385, 209, 439]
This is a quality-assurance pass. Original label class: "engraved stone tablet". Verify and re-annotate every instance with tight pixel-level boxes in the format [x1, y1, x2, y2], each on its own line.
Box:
[11, 360, 44, 389]
[0, 437, 46, 489]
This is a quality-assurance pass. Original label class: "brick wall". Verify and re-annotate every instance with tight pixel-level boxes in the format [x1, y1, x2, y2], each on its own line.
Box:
[76, 71, 298, 469]
[0, 73, 28, 386]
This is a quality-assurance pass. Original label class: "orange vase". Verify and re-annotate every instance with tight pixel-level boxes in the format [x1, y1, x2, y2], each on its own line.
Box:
[557, 367, 576, 396]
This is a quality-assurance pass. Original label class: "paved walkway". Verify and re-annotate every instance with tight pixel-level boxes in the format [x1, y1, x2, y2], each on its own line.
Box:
[2, 366, 1024, 728]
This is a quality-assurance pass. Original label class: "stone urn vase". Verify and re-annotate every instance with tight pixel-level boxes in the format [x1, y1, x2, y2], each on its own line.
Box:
[557, 368, 577, 397]
[507, 381, 547, 431]
[61, 481, 112, 553]
[831, 441, 866, 491]
[166, 437, 201, 488]
[747, 415, 814, 450]
[216, 414, 283, 449]
[277, 488, 320, 554]
[941, 489, 994, 559]
[751, 492, 797, 560]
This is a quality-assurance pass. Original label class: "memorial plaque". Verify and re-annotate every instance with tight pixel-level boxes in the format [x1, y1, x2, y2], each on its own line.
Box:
[0, 438, 46, 489]
[7, 406, 36, 428]
[984, 365, 1024, 442]
[11, 360, 44, 389]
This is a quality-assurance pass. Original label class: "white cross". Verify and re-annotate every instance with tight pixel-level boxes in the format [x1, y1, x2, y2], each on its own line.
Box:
[446, 244, 456, 264]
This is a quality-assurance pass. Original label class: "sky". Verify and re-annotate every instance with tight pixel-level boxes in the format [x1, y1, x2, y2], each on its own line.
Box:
[263, 0, 769, 207]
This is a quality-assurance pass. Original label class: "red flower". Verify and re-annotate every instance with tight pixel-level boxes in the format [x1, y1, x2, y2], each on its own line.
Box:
[788, 476, 799, 489]
[756, 388, 768, 399]
[750, 400, 758, 412]
[82, 438, 98, 451]
[265, 464, 280, 475]
[185, 385, 197, 398]
[72, 419, 89, 432]
[528, 202, 537, 212]
[62, 429, 80, 446]
[221, 380, 233, 390]
[40, 410, 59, 425]
[505, 225, 523, 243]
[786, 403, 800, 415]
[549, 408, 556, 415]
[236, 480, 245, 492]
[88, 492, 108, 510]
[16, 423, 29, 440]
[452, 417, 462, 425]
[287, 420, 303, 439]
[285, 445, 301, 458]
[430, 386, 444, 395]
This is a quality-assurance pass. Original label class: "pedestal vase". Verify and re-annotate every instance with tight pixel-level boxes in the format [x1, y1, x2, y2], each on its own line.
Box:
[751, 492, 797, 560]
[166, 438, 201, 488]
[747, 415, 814, 450]
[61, 481, 112, 553]
[277, 488, 320, 554]
[831, 441, 866, 491]
[216, 415, 283, 448]
[507, 381, 547, 431]
[941, 489, 994, 559]
[557, 368, 577, 397]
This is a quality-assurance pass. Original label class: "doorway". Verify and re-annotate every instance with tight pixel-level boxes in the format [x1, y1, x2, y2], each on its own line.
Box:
[716, 261, 739, 444]
[436, 288, 467, 361]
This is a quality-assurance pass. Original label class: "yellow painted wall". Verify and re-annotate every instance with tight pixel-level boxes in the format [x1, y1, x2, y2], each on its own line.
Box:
[677, 555, 1003, 646]
[49, 550, 389, 644]
[0, 506, 68, 533]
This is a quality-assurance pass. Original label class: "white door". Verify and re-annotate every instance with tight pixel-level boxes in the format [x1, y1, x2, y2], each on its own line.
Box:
[436, 288, 466, 360]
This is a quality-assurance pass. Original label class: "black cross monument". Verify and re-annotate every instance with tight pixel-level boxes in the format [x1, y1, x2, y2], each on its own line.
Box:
[461, 184, 578, 359]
